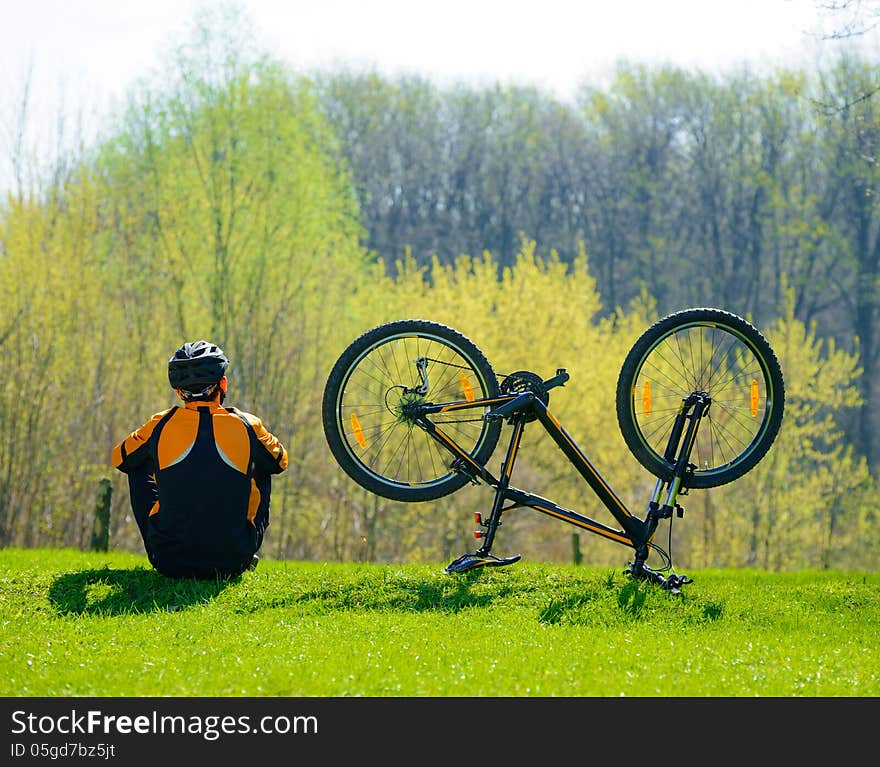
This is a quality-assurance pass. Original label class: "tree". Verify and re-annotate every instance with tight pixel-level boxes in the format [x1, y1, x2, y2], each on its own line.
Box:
[812, 0, 880, 109]
[813, 55, 880, 466]
[0, 4, 369, 551]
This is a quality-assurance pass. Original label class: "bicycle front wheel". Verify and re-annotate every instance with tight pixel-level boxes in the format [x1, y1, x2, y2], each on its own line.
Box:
[322, 319, 502, 502]
[616, 308, 785, 488]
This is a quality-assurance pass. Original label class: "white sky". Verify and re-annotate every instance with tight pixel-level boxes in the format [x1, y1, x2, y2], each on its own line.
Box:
[0, 0, 876, 192]
[0, 0, 868, 105]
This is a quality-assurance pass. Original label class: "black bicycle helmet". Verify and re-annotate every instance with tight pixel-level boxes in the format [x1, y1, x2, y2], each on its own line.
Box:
[168, 340, 229, 390]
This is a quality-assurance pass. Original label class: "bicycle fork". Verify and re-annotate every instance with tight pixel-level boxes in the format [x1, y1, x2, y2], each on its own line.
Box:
[626, 391, 711, 591]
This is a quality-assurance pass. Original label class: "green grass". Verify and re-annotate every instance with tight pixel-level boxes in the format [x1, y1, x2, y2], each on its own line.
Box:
[1, 547, 878, 696]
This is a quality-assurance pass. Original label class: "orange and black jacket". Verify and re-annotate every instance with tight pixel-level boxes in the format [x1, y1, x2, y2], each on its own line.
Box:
[111, 400, 288, 575]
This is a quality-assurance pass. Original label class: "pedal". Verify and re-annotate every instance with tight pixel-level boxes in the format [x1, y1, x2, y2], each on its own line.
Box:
[663, 572, 693, 595]
[624, 562, 693, 595]
[444, 552, 522, 574]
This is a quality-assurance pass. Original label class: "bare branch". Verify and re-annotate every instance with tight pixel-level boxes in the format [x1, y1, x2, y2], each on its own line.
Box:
[817, 0, 880, 39]
[811, 82, 880, 114]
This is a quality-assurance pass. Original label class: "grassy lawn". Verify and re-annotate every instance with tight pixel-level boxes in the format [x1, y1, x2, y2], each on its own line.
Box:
[1, 547, 878, 697]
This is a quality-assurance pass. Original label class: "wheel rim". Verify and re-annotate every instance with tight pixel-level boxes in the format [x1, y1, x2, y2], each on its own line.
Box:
[629, 321, 777, 478]
[334, 331, 495, 489]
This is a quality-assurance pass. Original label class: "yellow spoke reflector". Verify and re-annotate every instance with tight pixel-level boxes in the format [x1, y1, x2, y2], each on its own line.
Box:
[642, 380, 652, 416]
[460, 372, 475, 402]
[750, 379, 760, 417]
[350, 412, 367, 449]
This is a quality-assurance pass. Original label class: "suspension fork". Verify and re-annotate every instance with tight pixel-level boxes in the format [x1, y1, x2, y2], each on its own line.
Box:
[475, 415, 527, 557]
[632, 391, 711, 569]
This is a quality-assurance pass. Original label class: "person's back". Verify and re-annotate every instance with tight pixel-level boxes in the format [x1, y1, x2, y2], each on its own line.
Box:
[112, 341, 288, 579]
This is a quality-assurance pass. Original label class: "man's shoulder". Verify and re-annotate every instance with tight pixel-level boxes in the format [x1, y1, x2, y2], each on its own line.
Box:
[224, 406, 263, 427]
[144, 406, 179, 425]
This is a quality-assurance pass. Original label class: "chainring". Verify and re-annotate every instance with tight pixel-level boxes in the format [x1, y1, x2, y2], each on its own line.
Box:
[499, 371, 549, 422]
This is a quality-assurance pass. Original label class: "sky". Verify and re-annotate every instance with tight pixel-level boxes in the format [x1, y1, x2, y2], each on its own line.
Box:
[0, 0, 876, 191]
[0, 1, 862, 105]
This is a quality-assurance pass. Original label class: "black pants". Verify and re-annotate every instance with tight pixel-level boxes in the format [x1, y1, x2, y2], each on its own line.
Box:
[126, 462, 268, 580]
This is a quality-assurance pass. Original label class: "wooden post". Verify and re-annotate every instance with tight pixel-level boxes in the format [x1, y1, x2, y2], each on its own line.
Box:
[90, 478, 112, 552]
[571, 532, 582, 565]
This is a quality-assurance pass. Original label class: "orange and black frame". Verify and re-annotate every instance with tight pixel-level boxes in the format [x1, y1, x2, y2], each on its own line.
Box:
[406, 370, 704, 593]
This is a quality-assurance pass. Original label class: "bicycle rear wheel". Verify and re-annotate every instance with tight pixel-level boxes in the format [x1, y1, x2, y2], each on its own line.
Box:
[616, 308, 785, 488]
[322, 320, 502, 502]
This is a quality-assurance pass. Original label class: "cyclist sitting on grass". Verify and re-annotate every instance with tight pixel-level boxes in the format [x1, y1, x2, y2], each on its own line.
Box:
[111, 341, 288, 579]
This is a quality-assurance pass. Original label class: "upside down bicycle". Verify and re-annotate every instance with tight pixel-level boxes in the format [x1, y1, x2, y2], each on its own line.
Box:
[321, 308, 785, 593]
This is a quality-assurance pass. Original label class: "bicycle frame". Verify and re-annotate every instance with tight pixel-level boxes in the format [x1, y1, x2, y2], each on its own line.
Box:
[406, 368, 709, 592]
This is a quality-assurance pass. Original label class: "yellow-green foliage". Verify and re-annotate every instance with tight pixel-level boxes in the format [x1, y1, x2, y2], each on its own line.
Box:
[0, 22, 368, 558]
[94, 50, 368, 559]
[341, 240, 667, 567]
[3, 163, 877, 569]
[672, 287, 876, 571]
[1, 21, 877, 570]
[0, 170, 124, 547]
